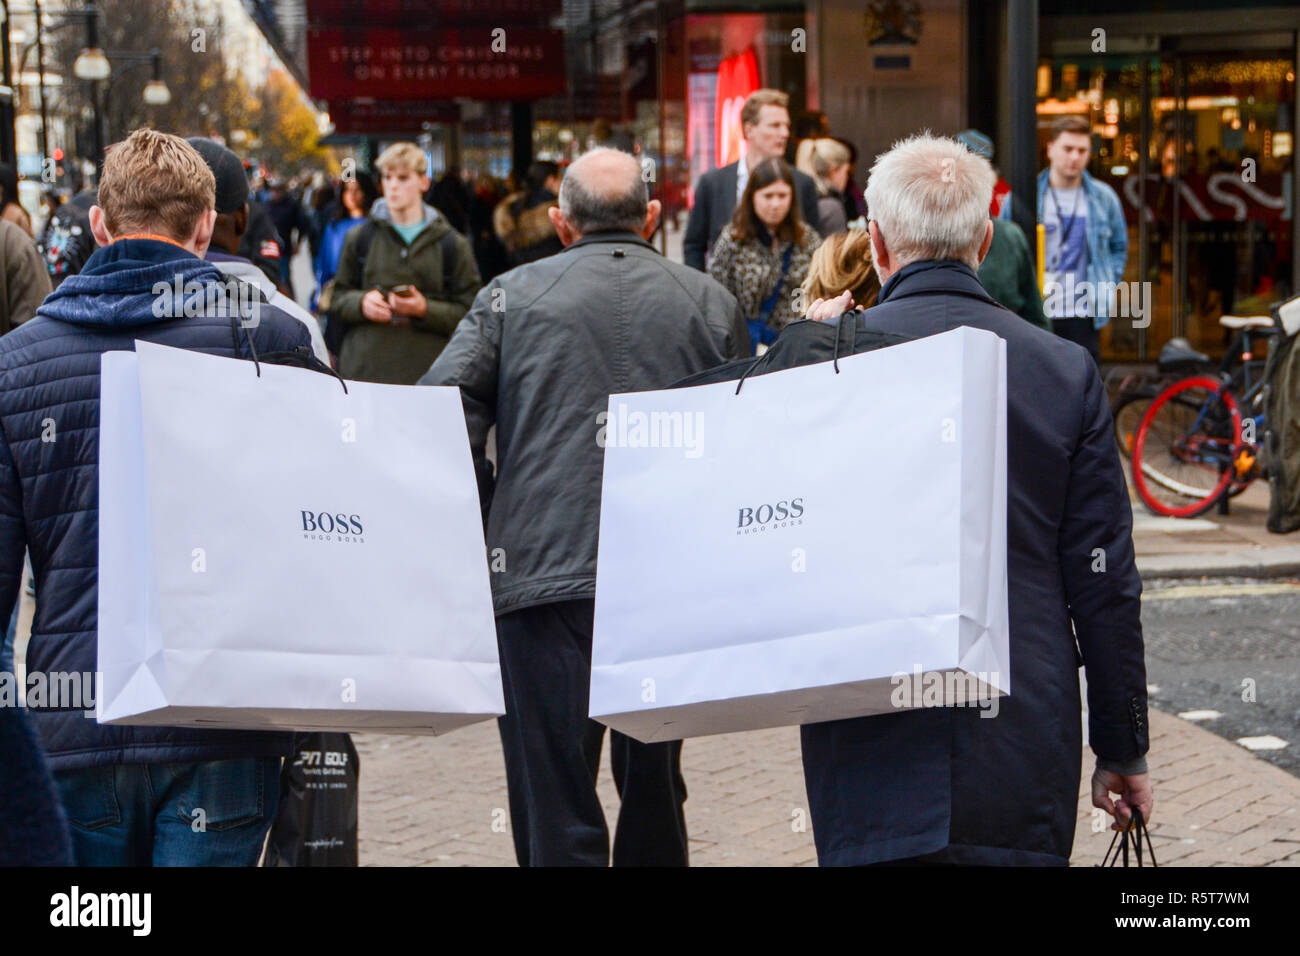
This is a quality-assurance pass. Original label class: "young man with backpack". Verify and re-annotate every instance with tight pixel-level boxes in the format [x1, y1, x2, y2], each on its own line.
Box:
[0, 129, 310, 866]
[327, 143, 480, 384]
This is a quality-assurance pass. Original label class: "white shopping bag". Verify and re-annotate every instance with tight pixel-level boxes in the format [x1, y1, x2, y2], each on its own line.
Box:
[97, 342, 503, 734]
[590, 326, 1008, 742]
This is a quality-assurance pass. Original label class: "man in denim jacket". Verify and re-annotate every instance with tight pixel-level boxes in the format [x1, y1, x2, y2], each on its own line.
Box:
[1000, 114, 1128, 365]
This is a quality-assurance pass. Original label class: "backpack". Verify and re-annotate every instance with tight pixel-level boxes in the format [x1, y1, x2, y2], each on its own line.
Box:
[38, 193, 96, 289]
[322, 220, 460, 357]
[1262, 323, 1300, 533]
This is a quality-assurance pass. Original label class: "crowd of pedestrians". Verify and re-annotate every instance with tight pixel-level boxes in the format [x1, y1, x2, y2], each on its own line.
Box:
[0, 86, 1151, 868]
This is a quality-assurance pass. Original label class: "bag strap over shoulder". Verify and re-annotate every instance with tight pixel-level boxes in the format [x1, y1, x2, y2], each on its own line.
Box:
[756, 244, 795, 325]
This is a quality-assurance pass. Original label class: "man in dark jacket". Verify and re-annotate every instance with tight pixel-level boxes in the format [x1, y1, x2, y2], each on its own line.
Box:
[683, 88, 820, 271]
[237, 198, 286, 290]
[188, 137, 330, 363]
[0, 129, 310, 866]
[796, 133, 1151, 866]
[263, 178, 312, 298]
[422, 147, 747, 866]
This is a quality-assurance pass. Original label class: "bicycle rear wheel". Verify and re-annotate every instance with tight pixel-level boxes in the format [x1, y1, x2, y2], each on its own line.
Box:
[1112, 393, 1153, 458]
[1131, 376, 1241, 518]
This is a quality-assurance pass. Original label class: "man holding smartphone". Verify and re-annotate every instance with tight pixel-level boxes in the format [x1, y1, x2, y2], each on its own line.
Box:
[328, 142, 481, 383]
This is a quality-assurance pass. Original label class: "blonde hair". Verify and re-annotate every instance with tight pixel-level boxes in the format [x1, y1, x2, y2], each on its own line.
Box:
[801, 230, 880, 308]
[376, 142, 428, 176]
[798, 138, 851, 195]
[864, 132, 995, 270]
[740, 89, 789, 130]
[97, 129, 215, 241]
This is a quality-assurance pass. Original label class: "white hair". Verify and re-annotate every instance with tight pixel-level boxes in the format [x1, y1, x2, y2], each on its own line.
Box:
[864, 132, 995, 270]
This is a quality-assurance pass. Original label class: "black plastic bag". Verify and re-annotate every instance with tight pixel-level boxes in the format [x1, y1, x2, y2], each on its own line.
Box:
[265, 733, 360, 867]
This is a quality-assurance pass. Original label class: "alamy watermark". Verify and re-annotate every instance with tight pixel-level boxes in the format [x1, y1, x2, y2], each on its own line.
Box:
[597, 403, 704, 459]
[151, 274, 261, 327]
[890, 666, 1002, 718]
[1043, 275, 1150, 328]
[1, 669, 100, 716]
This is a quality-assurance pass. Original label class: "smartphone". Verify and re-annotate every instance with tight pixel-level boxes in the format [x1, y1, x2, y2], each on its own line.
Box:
[390, 284, 414, 295]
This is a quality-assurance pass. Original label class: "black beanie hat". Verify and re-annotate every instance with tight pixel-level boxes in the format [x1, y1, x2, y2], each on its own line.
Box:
[186, 137, 249, 215]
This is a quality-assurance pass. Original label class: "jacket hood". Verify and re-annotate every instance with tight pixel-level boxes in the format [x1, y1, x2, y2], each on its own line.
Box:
[36, 237, 228, 329]
[370, 198, 442, 228]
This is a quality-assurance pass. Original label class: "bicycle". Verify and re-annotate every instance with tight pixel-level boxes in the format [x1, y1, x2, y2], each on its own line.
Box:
[1109, 354, 1206, 460]
[1130, 315, 1275, 518]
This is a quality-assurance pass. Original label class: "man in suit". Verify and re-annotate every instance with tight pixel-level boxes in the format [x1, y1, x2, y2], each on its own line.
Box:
[683, 88, 820, 271]
[795, 133, 1152, 865]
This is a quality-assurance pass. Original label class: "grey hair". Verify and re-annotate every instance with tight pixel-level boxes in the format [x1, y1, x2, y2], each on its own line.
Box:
[864, 132, 995, 270]
[558, 147, 647, 234]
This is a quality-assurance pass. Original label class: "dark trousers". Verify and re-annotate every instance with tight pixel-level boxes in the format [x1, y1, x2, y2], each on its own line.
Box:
[1051, 316, 1101, 367]
[495, 598, 689, 866]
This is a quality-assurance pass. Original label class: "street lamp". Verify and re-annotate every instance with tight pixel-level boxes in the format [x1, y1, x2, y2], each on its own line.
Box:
[72, 48, 109, 81]
[71, 0, 108, 80]
[141, 54, 169, 106]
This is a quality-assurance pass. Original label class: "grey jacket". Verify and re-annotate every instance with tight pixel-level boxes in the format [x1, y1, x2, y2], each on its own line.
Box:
[421, 230, 748, 615]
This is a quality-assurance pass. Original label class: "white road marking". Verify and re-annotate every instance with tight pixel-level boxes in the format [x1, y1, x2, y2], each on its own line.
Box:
[1178, 709, 1222, 721]
[1236, 735, 1289, 751]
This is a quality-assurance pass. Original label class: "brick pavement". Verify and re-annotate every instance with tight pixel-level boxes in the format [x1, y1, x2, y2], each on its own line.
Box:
[355, 706, 1300, 867]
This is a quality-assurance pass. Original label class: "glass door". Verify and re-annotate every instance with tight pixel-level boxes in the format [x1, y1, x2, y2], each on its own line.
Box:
[1156, 46, 1295, 354]
[1039, 36, 1296, 362]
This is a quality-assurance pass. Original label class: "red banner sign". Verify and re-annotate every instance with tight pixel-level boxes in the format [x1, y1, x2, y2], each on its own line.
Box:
[307, 28, 566, 101]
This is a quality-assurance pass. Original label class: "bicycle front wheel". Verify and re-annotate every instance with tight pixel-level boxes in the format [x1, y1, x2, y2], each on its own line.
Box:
[1131, 376, 1241, 518]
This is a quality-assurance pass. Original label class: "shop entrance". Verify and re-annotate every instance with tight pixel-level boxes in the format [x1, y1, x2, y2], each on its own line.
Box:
[1039, 33, 1297, 361]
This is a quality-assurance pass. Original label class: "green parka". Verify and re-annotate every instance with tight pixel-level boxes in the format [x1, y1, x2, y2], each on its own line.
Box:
[330, 201, 480, 383]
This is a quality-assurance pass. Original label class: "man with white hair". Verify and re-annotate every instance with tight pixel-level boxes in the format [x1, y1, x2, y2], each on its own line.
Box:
[421, 147, 748, 866]
[791, 132, 1150, 865]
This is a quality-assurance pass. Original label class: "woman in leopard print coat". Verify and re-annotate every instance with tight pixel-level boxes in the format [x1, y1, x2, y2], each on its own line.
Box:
[707, 157, 822, 353]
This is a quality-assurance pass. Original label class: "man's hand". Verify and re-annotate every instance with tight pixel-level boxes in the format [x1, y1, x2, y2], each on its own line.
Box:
[805, 290, 855, 322]
[361, 289, 393, 323]
[388, 287, 427, 319]
[1092, 765, 1154, 831]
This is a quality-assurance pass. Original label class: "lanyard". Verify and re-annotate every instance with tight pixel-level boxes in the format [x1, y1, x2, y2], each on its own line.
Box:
[1047, 185, 1083, 269]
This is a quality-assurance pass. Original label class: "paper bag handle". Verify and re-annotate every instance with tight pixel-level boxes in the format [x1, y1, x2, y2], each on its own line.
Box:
[228, 312, 350, 394]
[1097, 807, 1159, 867]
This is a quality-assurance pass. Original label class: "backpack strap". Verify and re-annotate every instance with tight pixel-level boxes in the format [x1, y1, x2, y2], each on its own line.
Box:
[353, 219, 378, 280]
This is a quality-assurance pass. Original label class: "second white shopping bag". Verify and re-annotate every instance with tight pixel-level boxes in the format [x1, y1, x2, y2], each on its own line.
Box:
[590, 325, 1009, 742]
[97, 341, 503, 734]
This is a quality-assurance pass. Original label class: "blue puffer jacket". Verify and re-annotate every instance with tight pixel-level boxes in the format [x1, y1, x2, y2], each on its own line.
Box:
[0, 237, 310, 771]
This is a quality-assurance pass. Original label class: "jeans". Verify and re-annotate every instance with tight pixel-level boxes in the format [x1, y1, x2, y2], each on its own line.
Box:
[54, 757, 281, 866]
[495, 598, 689, 866]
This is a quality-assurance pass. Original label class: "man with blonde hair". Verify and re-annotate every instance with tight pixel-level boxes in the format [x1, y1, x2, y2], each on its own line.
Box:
[683, 88, 820, 270]
[0, 129, 310, 865]
[328, 141, 480, 383]
[790, 132, 1150, 865]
